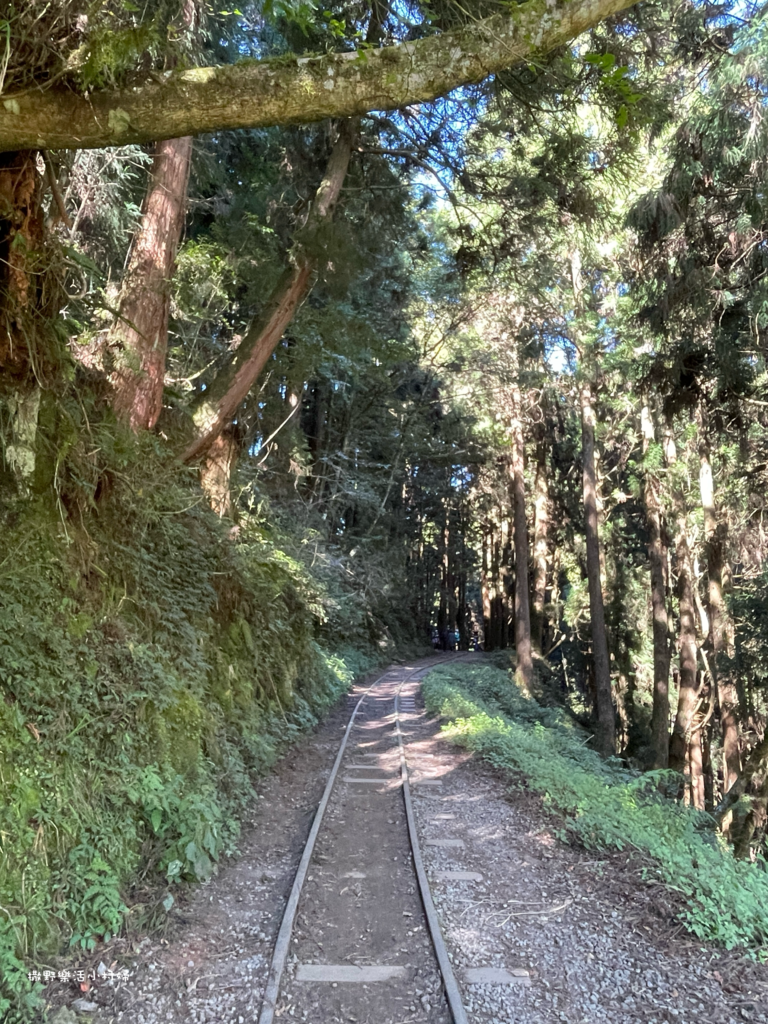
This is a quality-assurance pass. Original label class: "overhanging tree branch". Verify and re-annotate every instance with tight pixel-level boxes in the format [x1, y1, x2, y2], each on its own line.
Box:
[0, 0, 637, 152]
[181, 121, 355, 464]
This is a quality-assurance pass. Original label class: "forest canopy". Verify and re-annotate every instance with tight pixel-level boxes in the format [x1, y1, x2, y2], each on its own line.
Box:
[3, 0, 768, 1018]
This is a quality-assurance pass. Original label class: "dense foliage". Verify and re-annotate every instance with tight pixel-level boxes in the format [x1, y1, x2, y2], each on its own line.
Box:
[423, 661, 768, 952]
[0, 426, 393, 1016]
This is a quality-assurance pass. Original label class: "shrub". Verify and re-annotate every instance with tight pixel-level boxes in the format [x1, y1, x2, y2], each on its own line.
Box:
[422, 661, 768, 953]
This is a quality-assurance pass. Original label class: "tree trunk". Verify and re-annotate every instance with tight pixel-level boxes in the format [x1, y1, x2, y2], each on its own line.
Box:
[703, 716, 714, 811]
[669, 528, 701, 775]
[489, 526, 500, 650]
[699, 441, 740, 797]
[641, 404, 671, 769]
[5, 385, 41, 493]
[0, 150, 46, 377]
[487, 523, 507, 651]
[689, 715, 706, 810]
[439, 512, 451, 647]
[481, 526, 492, 650]
[199, 428, 239, 518]
[0, 152, 67, 496]
[531, 433, 549, 654]
[0, 0, 642, 153]
[109, 135, 193, 431]
[500, 514, 512, 649]
[510, 385, 533, 694]
[581, 379, 615, 756]
[457, 508, 469, 648]
[308, 378, 329, 497]
[732, 769, 768, 860]
[183, 122, 354, 464]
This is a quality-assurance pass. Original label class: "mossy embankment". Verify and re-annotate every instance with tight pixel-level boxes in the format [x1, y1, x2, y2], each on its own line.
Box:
[422, 661, 768, 955]
[0, 434, 400, 1020]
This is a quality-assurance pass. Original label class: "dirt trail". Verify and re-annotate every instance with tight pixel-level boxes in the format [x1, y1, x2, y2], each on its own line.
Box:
[401, 661, 768, 1024]
[47, 655, 768, 1024]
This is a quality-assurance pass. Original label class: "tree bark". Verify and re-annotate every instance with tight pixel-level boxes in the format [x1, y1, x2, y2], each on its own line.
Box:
[641, 404, 671, 769]
[109, 135, 193, 430]
[486, 522, 508, 651]
[699, 441, 741, 796]
[0, 151, 46, 376]
[581, 379, 615, 756]
[438, 510, 451, 646]
[5, 385, 41, 491]
[0, 0, 641, 153]
[182, 122, 353, 464]
[531, 432, 550, 654]
[510, 384, 533, 694]
[481, 526, 492, 650]
[308, 378, 329, 497]
[500, 514, 512, 649]
[689, 715, 706, 810]
[199, 428, 239, 517]
[669, 527, 701, 776]
[732, 768, 768, 860]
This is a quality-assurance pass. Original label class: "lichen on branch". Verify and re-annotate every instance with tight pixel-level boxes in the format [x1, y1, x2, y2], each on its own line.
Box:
[0, 0, 637, 152]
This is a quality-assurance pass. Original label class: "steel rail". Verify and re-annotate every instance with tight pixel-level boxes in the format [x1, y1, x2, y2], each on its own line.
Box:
[395, 673, 470, 1024]
[256, 656, 466, 1024]
[256, 663, 418, 1024]
[256, 665, 390, 1024]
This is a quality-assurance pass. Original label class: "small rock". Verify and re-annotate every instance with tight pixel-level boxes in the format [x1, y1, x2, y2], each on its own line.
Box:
[71, 998, 99, 1013]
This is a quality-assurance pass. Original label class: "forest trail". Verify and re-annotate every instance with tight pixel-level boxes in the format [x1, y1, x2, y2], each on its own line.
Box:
[8, 8, 768, 1024]
[47, 657, 768, 1024]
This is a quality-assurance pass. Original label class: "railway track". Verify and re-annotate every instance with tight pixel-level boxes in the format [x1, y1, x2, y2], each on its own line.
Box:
[257, 657, 469, 1024]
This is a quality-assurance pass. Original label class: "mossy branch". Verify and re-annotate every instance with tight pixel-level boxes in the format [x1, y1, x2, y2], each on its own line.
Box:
[0, 0, 637, 152]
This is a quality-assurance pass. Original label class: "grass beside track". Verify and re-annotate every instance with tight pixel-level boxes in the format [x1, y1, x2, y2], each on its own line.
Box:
[422, 661, 768, 954]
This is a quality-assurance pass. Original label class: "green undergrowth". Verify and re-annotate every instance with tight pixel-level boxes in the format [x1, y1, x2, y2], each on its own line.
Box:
[422, 662, 768, 955]
[0, 436, 386, 1021]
